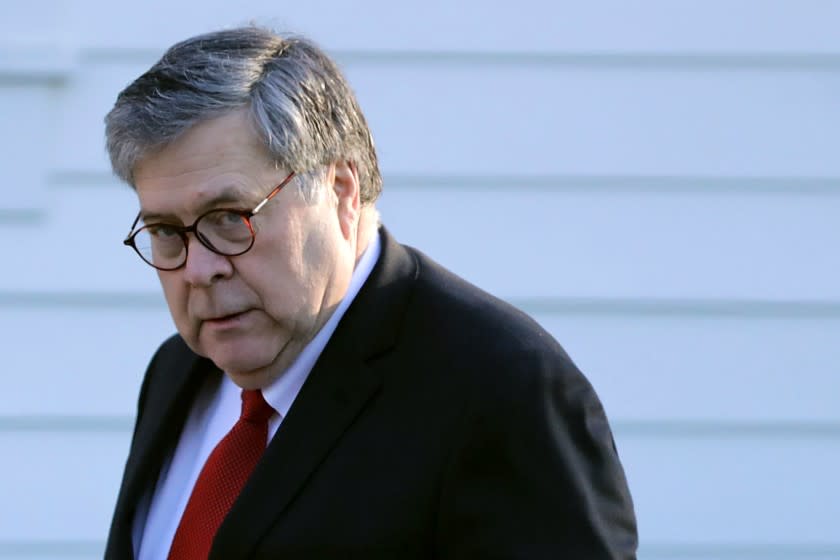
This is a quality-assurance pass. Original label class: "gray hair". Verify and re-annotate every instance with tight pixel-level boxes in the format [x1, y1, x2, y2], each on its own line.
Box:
[105, 26, 382, 205]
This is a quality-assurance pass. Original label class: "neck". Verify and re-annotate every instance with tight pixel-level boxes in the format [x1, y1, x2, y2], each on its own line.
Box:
[354, 207, 380, 261]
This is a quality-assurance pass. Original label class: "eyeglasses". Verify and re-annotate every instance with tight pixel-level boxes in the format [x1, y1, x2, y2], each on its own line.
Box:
[123, 172, 296, 271]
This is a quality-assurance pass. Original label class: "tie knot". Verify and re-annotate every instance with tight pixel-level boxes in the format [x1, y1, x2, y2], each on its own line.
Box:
[240, 390, 275, 423]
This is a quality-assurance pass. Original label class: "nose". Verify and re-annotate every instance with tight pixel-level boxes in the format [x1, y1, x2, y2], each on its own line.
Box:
[182, 233, 234, 286]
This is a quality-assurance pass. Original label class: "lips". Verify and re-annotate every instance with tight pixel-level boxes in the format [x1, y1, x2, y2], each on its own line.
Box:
[208, 311, 245, 321]
[200, 309, 252, 327]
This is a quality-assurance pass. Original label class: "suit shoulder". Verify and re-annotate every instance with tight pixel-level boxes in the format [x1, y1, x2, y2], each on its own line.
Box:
[406, 246, 572, 362]
[400, 245, 592, 402]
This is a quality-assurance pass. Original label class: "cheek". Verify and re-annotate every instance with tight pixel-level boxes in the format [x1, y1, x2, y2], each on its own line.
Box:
[246, 228, 309, 291]
[300, 218, 341, 272]
[243, 256, 317, 323]
[158, 273, 180, 303]
[158, 276, 191, 324]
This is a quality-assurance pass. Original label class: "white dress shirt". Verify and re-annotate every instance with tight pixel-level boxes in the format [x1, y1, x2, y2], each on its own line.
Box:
[132, 234, 381, 559]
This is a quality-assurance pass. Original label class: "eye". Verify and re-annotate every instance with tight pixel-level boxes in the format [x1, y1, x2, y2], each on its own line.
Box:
[206, 210, 247, 229]
[145, 223, 181, 239]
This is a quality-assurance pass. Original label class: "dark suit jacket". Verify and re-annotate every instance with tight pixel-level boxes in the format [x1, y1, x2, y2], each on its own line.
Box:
[106, 228, 637, 559]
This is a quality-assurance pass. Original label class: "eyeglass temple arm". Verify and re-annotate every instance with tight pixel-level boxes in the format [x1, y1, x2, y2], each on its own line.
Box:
[124, 212, 142, 242]
[252, 196, 274, 215]
[252, 172, 295, 215]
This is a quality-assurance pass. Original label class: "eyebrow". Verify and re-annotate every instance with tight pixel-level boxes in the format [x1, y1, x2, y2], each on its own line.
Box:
[140, 187, 252, 223]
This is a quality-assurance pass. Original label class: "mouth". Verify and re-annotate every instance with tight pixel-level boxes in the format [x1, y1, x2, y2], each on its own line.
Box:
[203, 309, 251, 328]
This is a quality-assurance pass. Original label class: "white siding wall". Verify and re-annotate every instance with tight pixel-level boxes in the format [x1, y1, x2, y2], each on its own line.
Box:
[2, 1, 839, 558]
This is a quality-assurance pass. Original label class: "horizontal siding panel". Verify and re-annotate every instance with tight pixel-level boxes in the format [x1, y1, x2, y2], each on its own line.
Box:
[0, 541, 101, 559]
[53, 59, 152, 175]
[538, 312, 840, 423]
[1, 307, 171, 416]
[0, 85, 52, 211]
[642, 545, 840, 560]
[381, 188, 839, 301]
[0, 432, 127, 542]
[65, 0, 840, 53]
[620, 432, 840, 545]
[2, 185, 157, 293]
[1, 307, 837, 422]
[0, 1, 66, 45]
[0, 45, 73, 80]
[352, 64, 840, 178]
[2, 430, 837, 545]
[3, 185, 838, 300]
[53, 59, 840, 178]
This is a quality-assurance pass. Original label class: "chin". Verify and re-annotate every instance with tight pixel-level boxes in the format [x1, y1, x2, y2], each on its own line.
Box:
[212, 351, 270, 377]
[225, 369, 274, 390]
[196, 323, 300, 387]
[208, 341, 284, 388]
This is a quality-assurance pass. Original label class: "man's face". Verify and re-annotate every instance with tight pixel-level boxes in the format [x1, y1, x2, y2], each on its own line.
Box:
[133, 110, 360, 389]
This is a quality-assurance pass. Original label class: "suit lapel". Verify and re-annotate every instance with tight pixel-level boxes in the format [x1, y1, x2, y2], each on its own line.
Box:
[211, 228, 418, 559]
[106, 339, 216, 559]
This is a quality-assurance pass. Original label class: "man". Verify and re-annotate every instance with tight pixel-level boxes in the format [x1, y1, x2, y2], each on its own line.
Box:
[104, 26, 637, 559]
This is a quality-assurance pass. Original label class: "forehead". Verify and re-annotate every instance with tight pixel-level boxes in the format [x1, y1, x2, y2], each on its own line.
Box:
[133, 110, 276, 217]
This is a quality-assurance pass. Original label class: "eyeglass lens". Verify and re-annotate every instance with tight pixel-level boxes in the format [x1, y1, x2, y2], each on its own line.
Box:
[134, 210, 253, 269]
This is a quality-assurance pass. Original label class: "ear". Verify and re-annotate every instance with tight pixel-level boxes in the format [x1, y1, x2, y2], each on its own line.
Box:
[331, 160, 361, 240]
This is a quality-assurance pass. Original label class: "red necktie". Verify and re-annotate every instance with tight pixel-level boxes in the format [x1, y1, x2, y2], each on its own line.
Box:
[168, 389, 275, 559]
